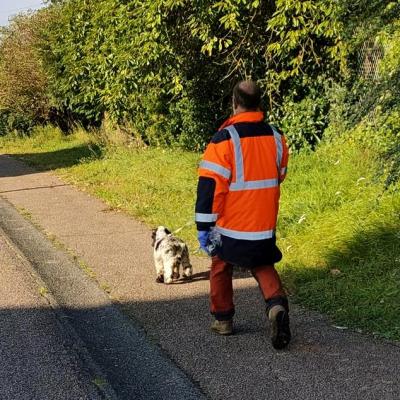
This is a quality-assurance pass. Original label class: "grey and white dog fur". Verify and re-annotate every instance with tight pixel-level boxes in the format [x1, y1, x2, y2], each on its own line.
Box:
[151, 226, 193, 284]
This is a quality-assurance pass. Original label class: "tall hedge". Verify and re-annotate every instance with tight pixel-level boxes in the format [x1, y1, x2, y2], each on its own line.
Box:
[41, 0, 345, 149]
[0, 10, 54, 134]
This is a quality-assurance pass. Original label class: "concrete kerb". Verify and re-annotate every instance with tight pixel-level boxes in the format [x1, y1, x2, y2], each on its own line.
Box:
[0, 196, 207, 400]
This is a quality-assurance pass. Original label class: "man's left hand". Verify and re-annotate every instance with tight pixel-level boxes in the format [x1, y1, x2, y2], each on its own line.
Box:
[197, 230, 210, 254]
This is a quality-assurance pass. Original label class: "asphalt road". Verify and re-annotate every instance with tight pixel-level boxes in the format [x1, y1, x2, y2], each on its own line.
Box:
[0, 230, 105, 400]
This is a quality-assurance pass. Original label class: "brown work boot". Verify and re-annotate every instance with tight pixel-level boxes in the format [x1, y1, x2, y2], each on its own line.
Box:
[211, 319, 233, 335]
[268, 305, 291, 349]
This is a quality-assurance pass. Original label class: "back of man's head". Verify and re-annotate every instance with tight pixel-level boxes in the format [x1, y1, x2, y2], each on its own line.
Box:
[233, 80, 262, 111]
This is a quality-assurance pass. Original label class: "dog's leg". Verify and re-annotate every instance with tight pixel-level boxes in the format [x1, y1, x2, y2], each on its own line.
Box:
[172, 259, 180, 280]
[182, 263, 193, 279]
[163, 260, 174, 284]
[181, 247, 193, 279]
[155, 257, 164, 283]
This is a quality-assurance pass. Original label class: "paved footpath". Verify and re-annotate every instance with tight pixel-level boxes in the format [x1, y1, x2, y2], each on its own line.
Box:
[0, 154, 399, 400]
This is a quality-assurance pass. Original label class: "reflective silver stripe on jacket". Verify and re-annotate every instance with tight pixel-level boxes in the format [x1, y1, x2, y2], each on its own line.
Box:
[216, 226, 275, 240]
[199, 160, 231, 179]
[225, 126, 244, 183]
[195, 213, 218, 223]
[230, 178, 279, 191]
[271, 125, 283, 177]
[225, 124, 280, 191]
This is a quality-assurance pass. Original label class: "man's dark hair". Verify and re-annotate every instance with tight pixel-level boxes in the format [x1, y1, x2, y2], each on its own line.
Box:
[233, 80, 262, 110]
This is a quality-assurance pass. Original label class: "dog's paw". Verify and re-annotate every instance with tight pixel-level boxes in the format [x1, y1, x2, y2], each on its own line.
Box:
[156, 275, 164, 283]
[183, 267, 193, 280]
[172, 272, 180, 280]
[165, 277, 173, 284]
[182, 273, 193, 280]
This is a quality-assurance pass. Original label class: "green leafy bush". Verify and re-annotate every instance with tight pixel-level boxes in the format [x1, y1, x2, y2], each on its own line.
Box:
[4, 0, 398, 153]
[40, 0, 345, 149]
[0, 10, 54, 134]
[0, 111, 34, 136]
[338, 18, 400, 186]
[275, 81, 331, 150]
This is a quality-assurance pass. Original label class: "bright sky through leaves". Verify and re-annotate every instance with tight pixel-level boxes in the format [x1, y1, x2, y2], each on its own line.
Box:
[0, 0, 45, 27]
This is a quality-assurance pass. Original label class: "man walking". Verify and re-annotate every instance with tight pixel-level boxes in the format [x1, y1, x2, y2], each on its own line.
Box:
[195, 80, 291, 349]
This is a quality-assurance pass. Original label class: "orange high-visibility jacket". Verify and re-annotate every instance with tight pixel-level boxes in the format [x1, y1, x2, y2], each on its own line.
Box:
[195, 111, 289, 267]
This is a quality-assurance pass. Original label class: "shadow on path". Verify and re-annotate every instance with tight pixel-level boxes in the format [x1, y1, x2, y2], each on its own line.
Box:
[1, 288, 399, 400]
[0, 144, 102, 177]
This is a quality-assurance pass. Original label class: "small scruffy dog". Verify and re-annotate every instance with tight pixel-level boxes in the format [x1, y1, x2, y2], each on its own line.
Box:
[151, 226, 193, 284]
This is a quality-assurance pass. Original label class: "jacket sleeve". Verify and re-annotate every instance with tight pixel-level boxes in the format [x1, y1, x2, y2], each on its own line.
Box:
[279, 135, 289, 183]
[195, 133, 232, 231]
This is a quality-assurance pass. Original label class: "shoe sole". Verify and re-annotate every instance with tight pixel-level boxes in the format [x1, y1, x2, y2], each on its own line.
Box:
[211, 328, 233, 336]
[271, 311, 291, 350]
[210, 326, 233, 336]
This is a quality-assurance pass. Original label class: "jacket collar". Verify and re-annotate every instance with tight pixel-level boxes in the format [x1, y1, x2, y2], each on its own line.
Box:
[218, 111, 264, 131]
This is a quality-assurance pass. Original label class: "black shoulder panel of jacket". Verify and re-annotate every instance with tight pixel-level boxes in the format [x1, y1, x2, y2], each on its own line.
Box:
[195, 176, 216, 231]
[235, 122, 275, 138]
[211, 122, 276, 144]
[211, 129, 230, 144]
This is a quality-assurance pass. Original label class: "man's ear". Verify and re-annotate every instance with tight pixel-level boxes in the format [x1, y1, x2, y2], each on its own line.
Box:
[232, 95, 238, 114]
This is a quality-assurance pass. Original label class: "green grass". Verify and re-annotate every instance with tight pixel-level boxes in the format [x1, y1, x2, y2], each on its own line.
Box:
[278, 143, 400, 339]
[1, 126, 399, 340]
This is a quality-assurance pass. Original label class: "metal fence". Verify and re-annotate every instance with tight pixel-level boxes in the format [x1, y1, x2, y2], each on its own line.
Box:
[357, 40, 384, 80]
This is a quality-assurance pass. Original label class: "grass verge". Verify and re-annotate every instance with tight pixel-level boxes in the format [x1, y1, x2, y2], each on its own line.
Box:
[1, 126, 399, 340]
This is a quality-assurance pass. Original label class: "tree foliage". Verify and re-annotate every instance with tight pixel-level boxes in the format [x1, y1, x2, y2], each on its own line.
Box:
[1, 0, 398, 153]
[0, 10, 54, 134]
[39, 0, 345, 149]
